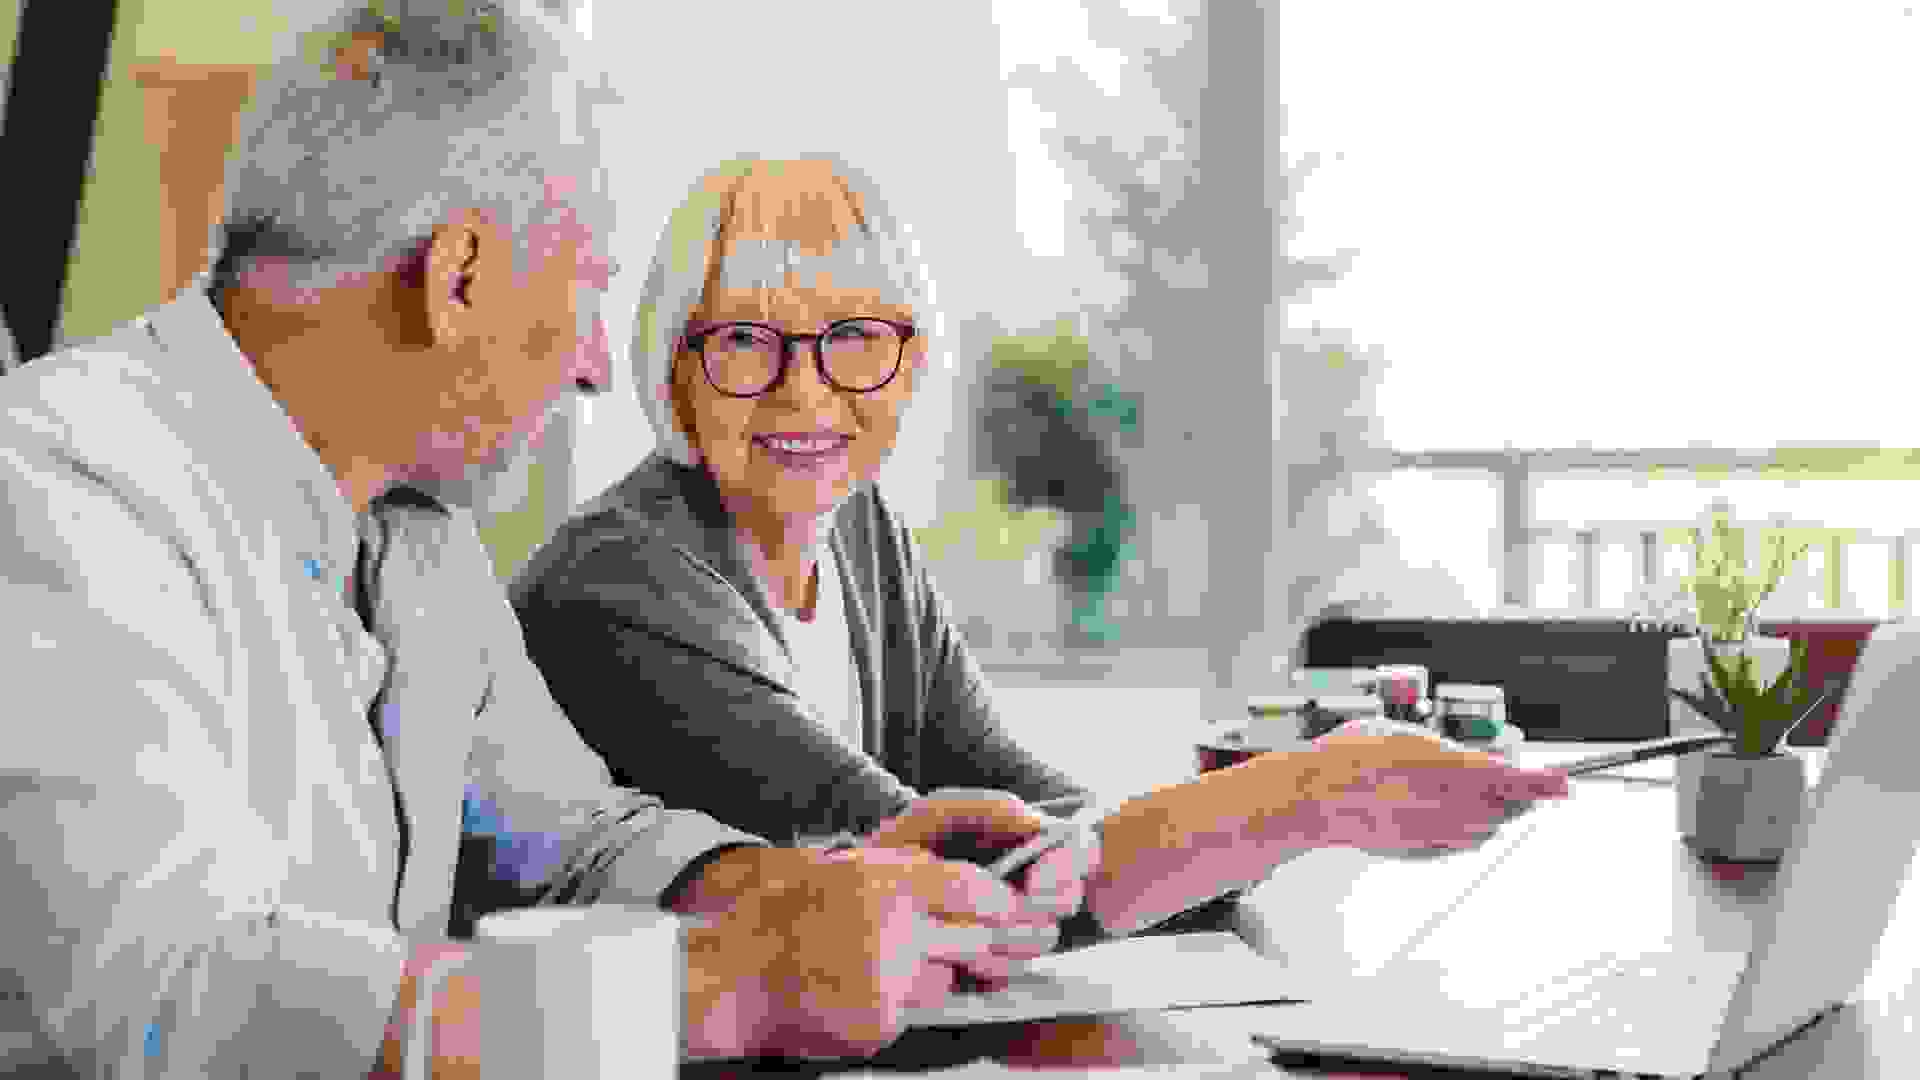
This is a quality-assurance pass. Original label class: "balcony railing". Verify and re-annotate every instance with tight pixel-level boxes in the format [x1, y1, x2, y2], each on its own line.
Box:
[1392, 447, 1911, 619]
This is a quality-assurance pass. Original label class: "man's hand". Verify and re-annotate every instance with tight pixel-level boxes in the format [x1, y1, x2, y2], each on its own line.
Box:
[369, 941, 479, 1079]
[866, 790, 1099, 985]
[1299, 720, 1572, 854]
[681, 845, 1023, 1060]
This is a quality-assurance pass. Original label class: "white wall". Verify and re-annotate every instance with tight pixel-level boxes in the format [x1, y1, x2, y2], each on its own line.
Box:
[564, 2, 1028, 526]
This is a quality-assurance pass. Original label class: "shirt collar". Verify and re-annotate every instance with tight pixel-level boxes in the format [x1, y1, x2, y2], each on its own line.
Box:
[140, 290, 363, 589]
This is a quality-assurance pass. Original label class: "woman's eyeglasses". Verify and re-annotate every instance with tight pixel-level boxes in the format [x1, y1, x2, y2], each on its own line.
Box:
[682, 318, 916, 398]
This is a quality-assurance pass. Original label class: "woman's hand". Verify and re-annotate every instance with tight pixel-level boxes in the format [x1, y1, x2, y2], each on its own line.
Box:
[1299, 720, 1571, 854]
[865, 790, 1099, 986]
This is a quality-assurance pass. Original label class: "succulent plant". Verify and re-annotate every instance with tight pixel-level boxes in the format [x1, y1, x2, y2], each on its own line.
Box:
[1628, 508, 1815, 642]
[1667, 634, 1834, 757]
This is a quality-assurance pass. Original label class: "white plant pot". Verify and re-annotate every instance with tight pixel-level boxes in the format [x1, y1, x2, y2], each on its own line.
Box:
[1681, 750, 1808, 862]
[1667, 634, 1794, 735]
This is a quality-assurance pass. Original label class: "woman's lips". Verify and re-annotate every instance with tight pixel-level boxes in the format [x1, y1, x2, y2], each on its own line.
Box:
[752, 433, 851, 472]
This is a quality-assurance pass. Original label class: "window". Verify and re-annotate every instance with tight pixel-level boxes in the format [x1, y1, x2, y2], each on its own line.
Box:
[1278, 2, 1920, 616]
[1279, 1, 1920, 452]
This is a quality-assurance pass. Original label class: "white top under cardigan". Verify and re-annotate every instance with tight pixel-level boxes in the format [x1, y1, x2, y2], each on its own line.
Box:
[775, 548, 866, 754]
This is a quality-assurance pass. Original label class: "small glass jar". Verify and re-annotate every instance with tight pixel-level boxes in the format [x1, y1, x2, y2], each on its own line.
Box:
[1303, 694, 1387, 739]
[1245, 694, 1317, 747]
[1374, 664, 1432, 727]
[1435, 683, 1507, 744]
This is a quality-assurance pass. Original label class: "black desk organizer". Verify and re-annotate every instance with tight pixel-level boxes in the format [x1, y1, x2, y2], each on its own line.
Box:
[1303, 617, 1687, 743]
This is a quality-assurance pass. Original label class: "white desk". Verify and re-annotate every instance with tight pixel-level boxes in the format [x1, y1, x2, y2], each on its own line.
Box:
[1214, 742, 1920, 1077]
[775, 740, 1920, 1078]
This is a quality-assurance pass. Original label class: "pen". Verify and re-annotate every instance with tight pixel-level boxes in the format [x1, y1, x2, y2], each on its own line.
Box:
[1555, 732, 1736, 777]
[1027, 794, 1091, 816]
[984, 822, 1082, 880]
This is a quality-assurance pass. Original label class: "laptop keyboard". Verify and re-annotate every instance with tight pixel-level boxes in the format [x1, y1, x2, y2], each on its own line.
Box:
[1491, 948, 1743, 1040]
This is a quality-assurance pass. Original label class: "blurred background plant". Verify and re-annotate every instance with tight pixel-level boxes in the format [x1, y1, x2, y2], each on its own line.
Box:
[968, 319, 1142, 645]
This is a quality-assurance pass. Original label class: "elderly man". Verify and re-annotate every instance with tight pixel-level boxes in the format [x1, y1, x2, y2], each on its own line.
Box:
[0, 3, 1038, 1075]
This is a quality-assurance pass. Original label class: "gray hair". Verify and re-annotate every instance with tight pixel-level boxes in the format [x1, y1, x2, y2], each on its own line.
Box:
[204, 0, 620, 304]
[633, 154, 947, 467]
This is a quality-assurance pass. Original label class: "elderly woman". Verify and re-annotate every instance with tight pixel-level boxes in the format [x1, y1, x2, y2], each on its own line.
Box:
[511, 156, 1569, 943]
[512, 157, 1087, 846]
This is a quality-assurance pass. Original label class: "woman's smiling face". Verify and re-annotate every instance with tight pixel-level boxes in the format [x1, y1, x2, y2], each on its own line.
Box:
[671, 167, 926, 533]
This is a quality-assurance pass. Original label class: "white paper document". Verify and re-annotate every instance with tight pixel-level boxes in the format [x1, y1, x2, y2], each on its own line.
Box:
[900, 932, 1300, 1028]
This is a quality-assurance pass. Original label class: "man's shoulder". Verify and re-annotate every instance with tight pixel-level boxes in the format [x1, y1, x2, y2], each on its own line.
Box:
[0, 317, 167, 429]
[0, 314, 205, 506]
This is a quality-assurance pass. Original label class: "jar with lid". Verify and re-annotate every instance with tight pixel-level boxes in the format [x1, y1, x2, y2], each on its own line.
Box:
[1434, 683, 1507, 744]
[1244, 694, 1317, 747]
[1374, 664, 1433, 727]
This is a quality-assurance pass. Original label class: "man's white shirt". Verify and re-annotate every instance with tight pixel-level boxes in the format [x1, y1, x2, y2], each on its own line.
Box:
[0, 292, 760, 1077]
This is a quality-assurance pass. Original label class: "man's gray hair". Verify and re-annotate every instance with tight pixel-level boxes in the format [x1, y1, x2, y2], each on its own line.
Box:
[633, 154, 947, 467]
[204, 0, 619, 303]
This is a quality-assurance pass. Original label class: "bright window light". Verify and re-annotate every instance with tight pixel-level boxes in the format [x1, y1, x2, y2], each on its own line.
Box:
[1278, 1, 1920, 452]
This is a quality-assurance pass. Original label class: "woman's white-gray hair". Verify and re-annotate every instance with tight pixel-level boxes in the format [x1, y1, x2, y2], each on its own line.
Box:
[633, 154, 947, 467]
[204, 0, 619, 303]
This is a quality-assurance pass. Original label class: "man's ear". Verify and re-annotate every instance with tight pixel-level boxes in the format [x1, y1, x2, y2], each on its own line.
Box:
[421, 210, 503, 349]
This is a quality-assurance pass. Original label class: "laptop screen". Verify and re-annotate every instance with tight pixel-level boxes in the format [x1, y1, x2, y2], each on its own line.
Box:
[1710, 622, 1920, 1072]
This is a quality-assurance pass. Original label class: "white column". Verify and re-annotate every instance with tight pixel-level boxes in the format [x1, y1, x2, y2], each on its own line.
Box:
[1193, 0, 1284, 718]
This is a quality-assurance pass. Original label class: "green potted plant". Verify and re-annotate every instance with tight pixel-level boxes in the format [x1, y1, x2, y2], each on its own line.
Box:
[1670, 629, 1837, 864]
[1685, 510, 1813, 644]
[1667, 634, 1833, 860]
[1633, 507, 1822, 860]
[1634, 508, 1813, 733]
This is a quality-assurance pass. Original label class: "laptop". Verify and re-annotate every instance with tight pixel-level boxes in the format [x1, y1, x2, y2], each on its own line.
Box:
[1253, 621, 1920, 1079]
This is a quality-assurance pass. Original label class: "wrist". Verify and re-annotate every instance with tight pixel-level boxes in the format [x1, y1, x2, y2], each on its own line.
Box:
[681, 922, 771, 1059]
[373, 942, 473, 1078]
[1086, 752, 1328, 934]
[671, 844, 774, 916]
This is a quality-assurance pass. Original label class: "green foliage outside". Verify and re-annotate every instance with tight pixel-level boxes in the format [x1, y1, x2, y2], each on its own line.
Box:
[1, 1, 20, 76]
[1644, 447, 1920, 483]
[929, 320, 1141, 645]
[915, 477, 1064, 566]
[986, 318, 1090, 403]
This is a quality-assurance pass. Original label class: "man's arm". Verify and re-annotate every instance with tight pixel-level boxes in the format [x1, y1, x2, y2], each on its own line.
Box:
[414, 506, 770, 915]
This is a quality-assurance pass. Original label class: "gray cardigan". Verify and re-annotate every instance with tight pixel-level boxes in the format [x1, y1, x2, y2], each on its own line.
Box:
[510, 452, 1088, 844]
